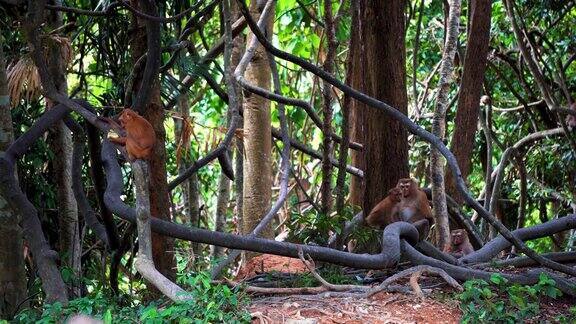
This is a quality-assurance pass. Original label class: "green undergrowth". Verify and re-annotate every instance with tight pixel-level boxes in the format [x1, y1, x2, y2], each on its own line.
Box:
[458, 273, 576, 323]
[12, 272, 251, 324]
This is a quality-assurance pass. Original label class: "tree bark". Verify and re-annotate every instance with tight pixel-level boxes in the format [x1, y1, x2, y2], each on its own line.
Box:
[320, 0, 336, 214]
[348, 0, 364, 208]
[211, 168, 231, 260]
[430, 0, 461, 251]
[358, 0, 410, 215]
[241, 0, 275, 257]
[446, 0, 492, 202]
[46, 1, 81, 296]
[0, 37, 27, 319]
[129, 0, 176, 284]
[175, 85, 202, 262]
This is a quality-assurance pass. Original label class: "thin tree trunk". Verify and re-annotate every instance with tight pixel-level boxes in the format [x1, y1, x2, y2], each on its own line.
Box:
[335, 2, 355, 215]
[0, 37, 27, 319]
[47, 1, 81, 296]
[129, 0, 176, 286]
[320, 0, 336, 215]
[175, 81, 202, 261]
[242, 0, 275, 257]
[359, 0, 410, 215]
[446, 0, 492, 202]
[431, 0, 461, 251]
[232, 0, 245, 233]
[348, 0, 364, 208]
[211, 168, 231, 260]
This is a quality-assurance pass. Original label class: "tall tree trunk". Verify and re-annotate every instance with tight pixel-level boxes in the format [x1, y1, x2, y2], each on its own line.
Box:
[129, 0, 176, 284]
[358, 0, 410, 215]
[446, 0, 492, 202]
[233, 13, 245, 235]
[335, 2, 355, 215]
[348, 0, 364, 208]
[430, 0, 461, 251]
[175, 82, 201, 262]
[211, 168, 231, 260]
[0, 37, 27, 319]
[320, 0, 336, 214]
[212, 0, 244, 260]
[241, 0, 275, 257]
[47, 1, 81, 296]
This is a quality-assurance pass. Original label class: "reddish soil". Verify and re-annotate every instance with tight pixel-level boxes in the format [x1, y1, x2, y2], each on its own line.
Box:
[239, 255, 461, 323]
[236, 254, 309, 280]
[249, 292, 461, 323]
[240, 254, 574, 323]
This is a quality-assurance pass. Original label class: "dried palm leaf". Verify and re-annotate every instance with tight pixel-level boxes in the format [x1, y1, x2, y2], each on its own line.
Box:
[7, 56, 41, 107]
[175, 115, 193, 166]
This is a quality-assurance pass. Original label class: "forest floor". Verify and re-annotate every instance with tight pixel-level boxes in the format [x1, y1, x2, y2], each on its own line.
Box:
[238, 254, 575, 324]
[239, 254, 461, 323]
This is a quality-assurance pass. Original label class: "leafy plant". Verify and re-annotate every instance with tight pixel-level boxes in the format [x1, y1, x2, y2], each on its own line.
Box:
[14, 272, 250, 324]
[459, 273, 562, 323]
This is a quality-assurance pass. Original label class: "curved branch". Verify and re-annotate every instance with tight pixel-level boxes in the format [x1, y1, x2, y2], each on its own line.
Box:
[461, 214, 576, 264]
[402, 241, 576, 296]
[475, 252, 576, 269]
[104, 145, 421, 269]
[67, 117, 110, 247]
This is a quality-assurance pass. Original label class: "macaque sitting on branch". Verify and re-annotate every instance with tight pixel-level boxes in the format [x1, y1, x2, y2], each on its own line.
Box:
[365, 187, 403, 228]
[104, 108, 156, 161]
[446, 229, 474, 257]
[365, 178, 433, 240]
[395, 178, 434, 240]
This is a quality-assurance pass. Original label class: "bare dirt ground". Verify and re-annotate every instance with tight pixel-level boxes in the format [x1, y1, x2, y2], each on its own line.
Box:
[238, 254, 576, 323]
[239, 254, 461, 323]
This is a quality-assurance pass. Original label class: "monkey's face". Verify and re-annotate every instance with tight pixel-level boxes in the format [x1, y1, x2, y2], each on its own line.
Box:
[118, 109, 136, 127]
[451, 231, 464, 245]
[388, 188, 403, 202]
[396, 178, 415, 197]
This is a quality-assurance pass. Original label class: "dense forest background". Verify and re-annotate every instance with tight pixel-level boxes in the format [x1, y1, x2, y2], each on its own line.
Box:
[0, 0, 575, 322]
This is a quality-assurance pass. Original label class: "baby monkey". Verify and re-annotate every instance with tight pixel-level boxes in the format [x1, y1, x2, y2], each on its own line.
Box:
[447, 229, 474, 257]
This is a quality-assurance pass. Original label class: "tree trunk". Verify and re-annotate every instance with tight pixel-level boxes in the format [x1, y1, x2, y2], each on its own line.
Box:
[211, 169, 231, 260]
[358, 0, 410, 215]
[241, 0, 275, 256]
[320, 0, 336, 215]
[47, 2, 81, 296]
[348, 0, 364, 208]
[446, 0, 492, 203]
[0, 38, 27, 319]
[129, 0, 176, 284]
[175, 82, 202, 262]
[430, 0, 461, 251]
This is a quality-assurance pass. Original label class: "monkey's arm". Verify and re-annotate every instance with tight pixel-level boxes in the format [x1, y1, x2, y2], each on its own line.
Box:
[109, 136, 127, 145]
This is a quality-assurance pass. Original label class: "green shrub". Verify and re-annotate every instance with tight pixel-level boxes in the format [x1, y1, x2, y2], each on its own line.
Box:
[14, 272, 250, 324]
[458, 273, 562, 323]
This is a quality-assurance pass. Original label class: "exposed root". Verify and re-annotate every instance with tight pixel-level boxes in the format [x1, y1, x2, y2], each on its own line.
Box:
[367, 265, 462, 297]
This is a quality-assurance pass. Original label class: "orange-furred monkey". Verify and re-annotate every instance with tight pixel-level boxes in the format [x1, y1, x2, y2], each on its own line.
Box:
[107, 108, 156, 160]
[365, 187, 404, 228]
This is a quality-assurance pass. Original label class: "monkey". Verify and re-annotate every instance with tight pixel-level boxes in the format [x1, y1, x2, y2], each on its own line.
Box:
[566, 102, 576, 131]
[106, 108, 156, 161]
[446, 229, 474, 257]
[395, 178, 434, 240]
[365, 187, 404, 229]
